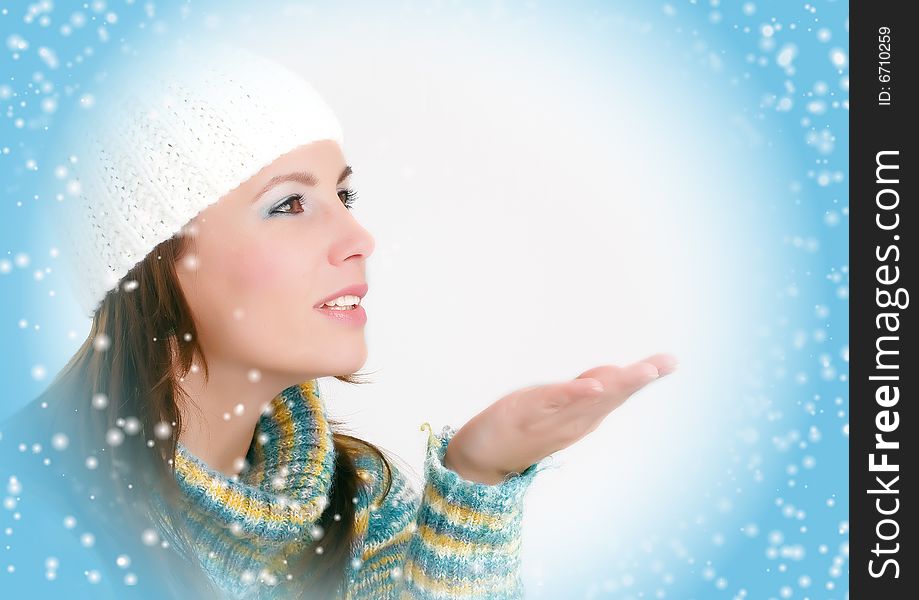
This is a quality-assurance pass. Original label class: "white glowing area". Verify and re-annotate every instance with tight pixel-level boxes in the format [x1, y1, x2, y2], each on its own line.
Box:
[35, 3, 791, 591]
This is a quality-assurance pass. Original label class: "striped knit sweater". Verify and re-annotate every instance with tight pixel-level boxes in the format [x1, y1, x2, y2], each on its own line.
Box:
[159, 380, 546, 599]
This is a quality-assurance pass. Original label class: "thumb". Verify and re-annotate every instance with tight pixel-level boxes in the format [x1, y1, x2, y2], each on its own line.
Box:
[577, 361, 660, 397]
[550, 377, 607, 400]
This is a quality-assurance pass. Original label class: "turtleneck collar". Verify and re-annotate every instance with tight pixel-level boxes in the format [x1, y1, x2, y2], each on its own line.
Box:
[168, 380, 337, 596]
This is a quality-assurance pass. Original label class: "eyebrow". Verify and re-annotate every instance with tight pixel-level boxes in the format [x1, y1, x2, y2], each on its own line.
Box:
[254, 165, 353, 202]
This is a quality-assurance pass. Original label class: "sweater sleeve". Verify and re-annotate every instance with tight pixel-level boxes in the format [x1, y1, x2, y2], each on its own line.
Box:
[342, 423, 549, 600]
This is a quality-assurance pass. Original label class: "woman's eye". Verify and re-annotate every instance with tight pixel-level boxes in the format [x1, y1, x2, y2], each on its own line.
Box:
[339, 187, 359, 210]
[270, 194, 306, 215]
[270, 189, 358, 217]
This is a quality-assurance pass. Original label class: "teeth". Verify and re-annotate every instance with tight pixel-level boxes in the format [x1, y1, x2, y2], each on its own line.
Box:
[321, 294, 361, 308]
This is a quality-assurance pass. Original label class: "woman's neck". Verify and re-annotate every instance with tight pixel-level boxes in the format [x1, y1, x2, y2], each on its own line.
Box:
[174, 357, 307, 477]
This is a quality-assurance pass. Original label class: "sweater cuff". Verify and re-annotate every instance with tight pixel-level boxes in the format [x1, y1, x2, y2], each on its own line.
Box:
[419, 422, 543, 516]
[402, 423, 548, 597]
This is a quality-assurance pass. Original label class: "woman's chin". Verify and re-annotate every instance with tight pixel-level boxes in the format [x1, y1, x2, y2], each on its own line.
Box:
[315, 349, 369, 379]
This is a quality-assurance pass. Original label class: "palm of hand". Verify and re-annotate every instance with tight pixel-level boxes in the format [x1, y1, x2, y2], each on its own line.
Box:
[444, 353, 679, 484]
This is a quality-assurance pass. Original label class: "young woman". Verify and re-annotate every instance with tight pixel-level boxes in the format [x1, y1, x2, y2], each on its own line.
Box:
[0, 40, 677, 599]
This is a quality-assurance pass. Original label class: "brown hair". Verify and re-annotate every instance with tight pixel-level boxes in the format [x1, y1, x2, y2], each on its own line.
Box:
[26, 232, 394, 598]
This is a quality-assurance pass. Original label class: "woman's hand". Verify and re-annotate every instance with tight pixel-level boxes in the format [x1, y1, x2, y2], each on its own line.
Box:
[443, 353, 679, 484]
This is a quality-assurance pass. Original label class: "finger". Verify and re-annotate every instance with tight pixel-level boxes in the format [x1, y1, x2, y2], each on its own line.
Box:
[575, 352, 679, 388]
[571, 377, 606, 395]
[561, 364, 657, 421]
[528, 378, 606, 412]
[575, 361, 659, 397]
[607, 361, 660, 397]
[637, 352, 679, 376]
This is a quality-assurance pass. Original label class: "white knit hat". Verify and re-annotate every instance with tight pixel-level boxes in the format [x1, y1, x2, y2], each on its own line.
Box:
[54, 38, 345, 318]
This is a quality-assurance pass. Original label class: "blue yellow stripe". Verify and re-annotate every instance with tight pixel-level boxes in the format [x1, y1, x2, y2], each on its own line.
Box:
[154, 380, 544, 599]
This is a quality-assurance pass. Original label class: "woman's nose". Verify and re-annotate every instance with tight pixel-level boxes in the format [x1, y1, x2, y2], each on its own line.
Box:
[329, 204, 374, 263]
[351, 222, 375, 260]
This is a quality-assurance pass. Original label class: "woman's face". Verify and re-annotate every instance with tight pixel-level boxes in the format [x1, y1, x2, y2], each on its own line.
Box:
[175, 139, 374, 383]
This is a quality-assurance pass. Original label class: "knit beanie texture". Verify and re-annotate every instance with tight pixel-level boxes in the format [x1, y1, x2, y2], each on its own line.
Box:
[55, 39, 345, 318]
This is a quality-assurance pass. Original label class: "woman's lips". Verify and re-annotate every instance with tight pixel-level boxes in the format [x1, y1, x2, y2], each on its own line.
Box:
[313, 283, 369, 308]
[314, 304, 367, 326]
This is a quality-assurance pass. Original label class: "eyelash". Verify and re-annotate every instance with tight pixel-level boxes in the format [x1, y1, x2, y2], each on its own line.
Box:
[270, 188, 359, 216]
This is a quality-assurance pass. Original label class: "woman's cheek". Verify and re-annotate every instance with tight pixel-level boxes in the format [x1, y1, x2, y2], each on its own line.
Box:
[220, 239, 287, 298]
